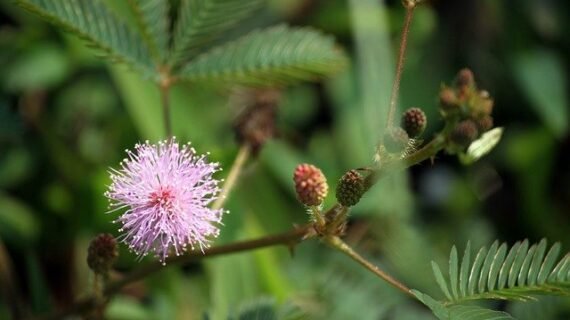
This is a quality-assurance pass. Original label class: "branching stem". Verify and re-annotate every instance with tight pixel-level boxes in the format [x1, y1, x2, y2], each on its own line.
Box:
[34, 225, 314, 320]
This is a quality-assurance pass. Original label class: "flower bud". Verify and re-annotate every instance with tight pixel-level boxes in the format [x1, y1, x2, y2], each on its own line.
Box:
[336, 170, 365, 207]
[383, 126, 409, 153]
[456, 68, 474, 88]
[476, 115, 493, 132]
[401, 107, 427, 138]
[293, 164, 328, 206]
[450, 120, 479, 148]
[233, 89, 280, 154]
[87, 233, 118, 275]
[439, 87, 458, 112]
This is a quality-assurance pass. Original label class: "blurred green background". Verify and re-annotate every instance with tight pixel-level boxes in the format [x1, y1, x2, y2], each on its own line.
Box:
[0, 0, 569, 319]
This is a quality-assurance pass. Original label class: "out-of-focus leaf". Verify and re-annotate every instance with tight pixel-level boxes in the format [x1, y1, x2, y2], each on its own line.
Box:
[0, 193, 39, 244]
[25, 254, 50, 313]
[514, 49, 568, 137]
[110, 65, 228, 143]
[2, 43, 69, 92]
[0, 147, 33, 188]
[105, 296, 152, 320]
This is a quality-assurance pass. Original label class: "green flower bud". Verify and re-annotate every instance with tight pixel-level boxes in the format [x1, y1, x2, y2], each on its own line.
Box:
[336, 170, 365, 207]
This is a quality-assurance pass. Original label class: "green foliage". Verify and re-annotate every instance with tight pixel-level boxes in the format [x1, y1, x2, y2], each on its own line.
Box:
[413, 290, 515, 320]
[14, 0, 154, 75]
[178, 25, 348, 86]
[172, 0, 264, 65]
[127, 0, 170, 62]
[431, 239, 570, 304]
[224, 298, 305, 320]
[513, 49, 568, 137]
[16, 0, 346, 86]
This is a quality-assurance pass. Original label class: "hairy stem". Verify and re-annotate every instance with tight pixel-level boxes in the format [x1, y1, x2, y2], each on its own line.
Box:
[386, 6, 415, 128]
[211, 143, 251, 211]
[35, 225, 314, 320]
[324, 236, 414, 297]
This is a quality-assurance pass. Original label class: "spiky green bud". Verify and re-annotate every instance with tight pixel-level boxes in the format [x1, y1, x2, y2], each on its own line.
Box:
[336, 170, 365, 207]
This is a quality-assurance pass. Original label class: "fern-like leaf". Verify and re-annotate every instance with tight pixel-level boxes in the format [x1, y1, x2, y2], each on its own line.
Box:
[127, 0, 170, 62]
[432, 239, 570, 304]
[177, 25, 348, 86]
[413, 290, 515, 320]
[15, 0, 154, 76]
[172, 0, 264, 65]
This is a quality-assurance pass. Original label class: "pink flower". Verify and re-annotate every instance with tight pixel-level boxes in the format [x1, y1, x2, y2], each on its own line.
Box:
[105, 139, 223, 264]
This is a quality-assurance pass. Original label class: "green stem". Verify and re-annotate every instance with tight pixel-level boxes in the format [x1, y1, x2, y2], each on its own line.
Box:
[160, 80, 172, 137]
[324, 236, 414, 298]
[211, 143, 251, 211]
[365, 134, 447, 190]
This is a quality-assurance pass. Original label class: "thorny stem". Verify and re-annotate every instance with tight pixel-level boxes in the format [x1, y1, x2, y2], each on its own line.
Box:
[34, 225, 315, 320]
[324, 236, 414, 297]
[386, 5, 416, 128]
[211, 143, 251, 211]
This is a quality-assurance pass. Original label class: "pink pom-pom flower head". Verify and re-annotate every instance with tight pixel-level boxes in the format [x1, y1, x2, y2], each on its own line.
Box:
[105, 139, 223, 264]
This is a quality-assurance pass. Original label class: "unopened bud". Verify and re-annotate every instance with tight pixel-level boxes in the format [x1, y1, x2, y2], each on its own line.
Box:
[439, 87, 458, 112]
[456, 68, 475, 88]
[476, 115, 494, 132]
[234, 89, 280, 154]
[293, 164, 328, 206]
[450, 120, 479, 147]
[401, 107, 427, 138]
[336, 170, 365, 207]
[87, 233, 118, 275]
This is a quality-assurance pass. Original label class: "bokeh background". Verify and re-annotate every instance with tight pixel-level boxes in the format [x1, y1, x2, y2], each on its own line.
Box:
[0, 0, 569, 319]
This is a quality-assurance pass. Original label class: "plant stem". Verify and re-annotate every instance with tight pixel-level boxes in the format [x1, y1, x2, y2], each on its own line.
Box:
[160, 81, 172, 137]
[211, 143, 251, 211]
[324, 236, 414, 298]
[34, 224, 315, 320]
[386, 5, 415, 128]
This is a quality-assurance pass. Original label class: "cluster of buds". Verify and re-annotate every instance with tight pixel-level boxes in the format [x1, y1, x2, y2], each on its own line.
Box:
[87, 233, 118, 276]
[233, 89, 280, 154]
[439, 68, 495, 151]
